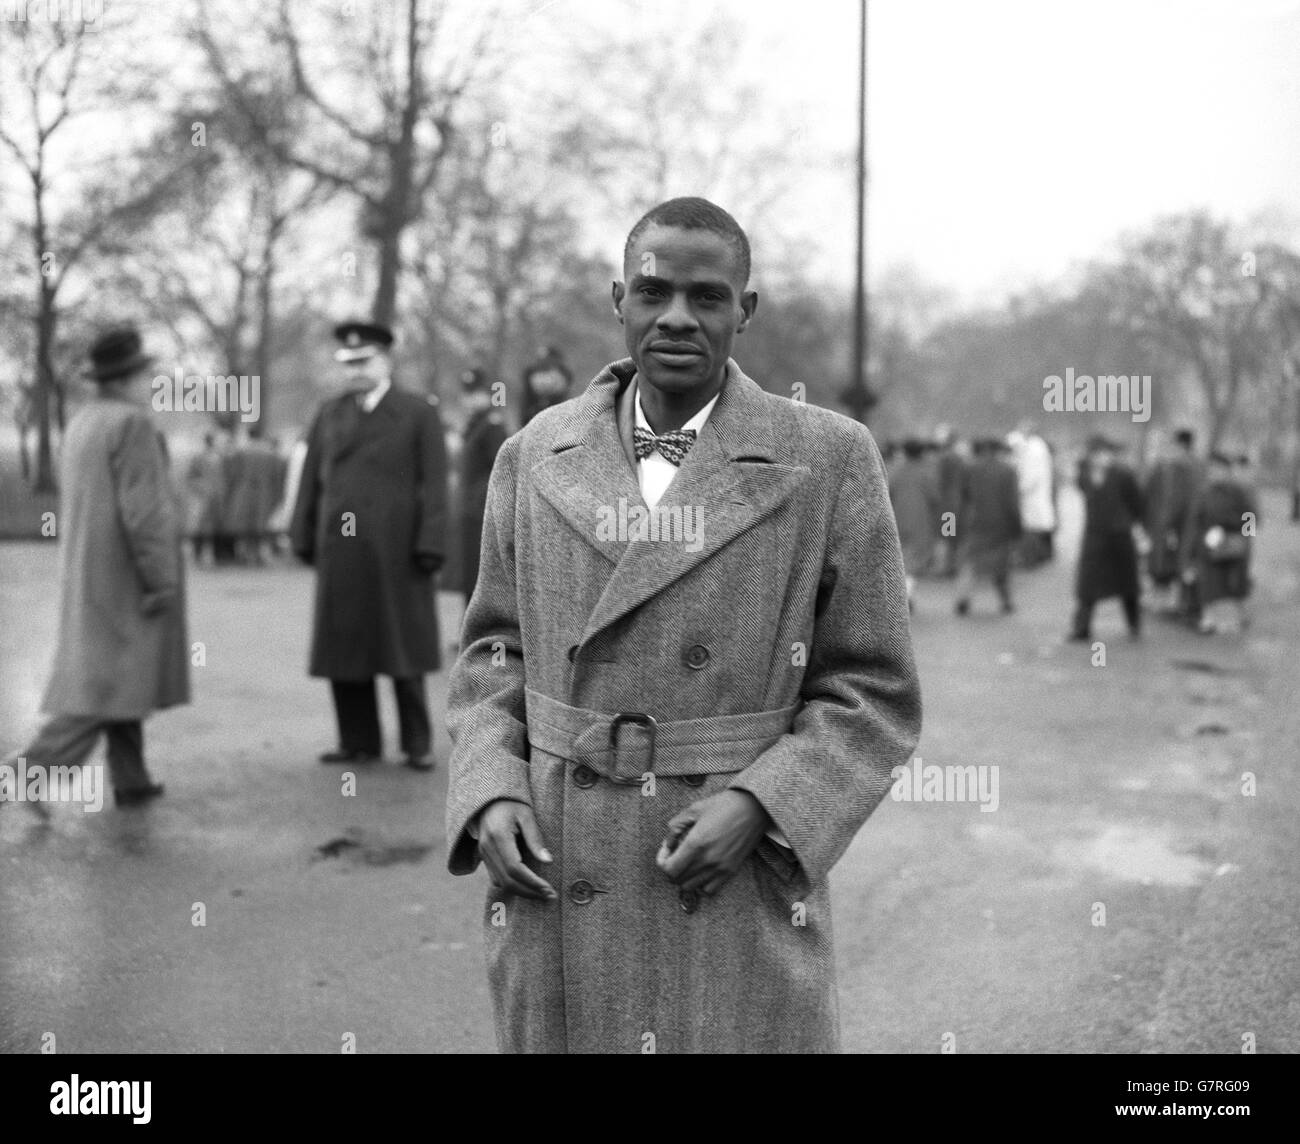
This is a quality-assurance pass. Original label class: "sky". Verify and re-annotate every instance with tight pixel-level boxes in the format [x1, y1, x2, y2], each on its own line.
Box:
[529, 0, 1300, 306]
[6, 0, 1298, 312]
[771, 0, 1300, 302]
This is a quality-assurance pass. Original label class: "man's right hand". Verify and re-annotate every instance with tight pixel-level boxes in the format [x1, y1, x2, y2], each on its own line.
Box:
[475, 799, 557, 901]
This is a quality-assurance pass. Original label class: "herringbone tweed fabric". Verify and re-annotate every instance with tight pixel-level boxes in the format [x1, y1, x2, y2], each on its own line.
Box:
[447, 358, 921, 1053]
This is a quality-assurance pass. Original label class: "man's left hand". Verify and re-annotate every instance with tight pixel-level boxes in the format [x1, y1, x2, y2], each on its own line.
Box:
[656, 789, 772, 896]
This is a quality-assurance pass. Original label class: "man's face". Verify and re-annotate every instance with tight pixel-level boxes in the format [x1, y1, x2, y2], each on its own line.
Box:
[341, 350, 390, 388]
[612, 223, 757, 399]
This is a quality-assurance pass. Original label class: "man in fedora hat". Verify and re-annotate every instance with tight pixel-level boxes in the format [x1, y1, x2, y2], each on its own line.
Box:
[5, 326, 188, 814]
[290, 319, 449, 771]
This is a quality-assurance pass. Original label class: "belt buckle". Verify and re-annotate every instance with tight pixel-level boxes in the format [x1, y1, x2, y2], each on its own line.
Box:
[608, 712, 656, 784]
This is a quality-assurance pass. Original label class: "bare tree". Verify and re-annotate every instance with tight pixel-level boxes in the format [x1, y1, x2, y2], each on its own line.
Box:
[0, 13, 196, 490]
[193, 0, 499, 328]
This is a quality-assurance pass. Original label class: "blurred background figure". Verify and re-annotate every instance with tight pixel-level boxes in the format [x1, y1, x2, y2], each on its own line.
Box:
[224, 433, 287, 566]
[212, 427, 240, 566]
[888, 436, 939, 609]
[931, 425, 967, 578]
[953, 437, 1022, 616]
[1071, 435, 1145, 641]
[1008, 420, 1056, 569]
[9, 327, 187, 812]
[184, 430, 227, 566]
[1180, 451, 1256, 635]
[521, 344, 573, 426]
[456, 368, 508, 606]
[1142, 427, 1202, 617]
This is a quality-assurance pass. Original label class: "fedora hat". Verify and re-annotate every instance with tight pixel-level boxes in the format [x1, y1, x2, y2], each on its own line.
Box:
[84, 326, 155, 382]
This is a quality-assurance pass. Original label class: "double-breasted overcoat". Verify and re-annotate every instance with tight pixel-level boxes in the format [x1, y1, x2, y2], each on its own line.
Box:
[445, 358, 922, 1053]
[41, 395, 190, 719]
[289, 386, 448, 680]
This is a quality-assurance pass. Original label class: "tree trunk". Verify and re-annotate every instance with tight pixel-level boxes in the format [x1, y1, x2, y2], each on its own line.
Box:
[33, 272, 59, 494]
[253, 214, 280, 438]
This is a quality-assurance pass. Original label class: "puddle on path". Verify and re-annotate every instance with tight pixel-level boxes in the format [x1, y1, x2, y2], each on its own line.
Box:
[313, 832, 433, 867]
[1052, 824, 1213, 887]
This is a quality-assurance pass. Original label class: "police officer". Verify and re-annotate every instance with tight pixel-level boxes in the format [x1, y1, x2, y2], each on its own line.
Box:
[289, 321, 449, 771]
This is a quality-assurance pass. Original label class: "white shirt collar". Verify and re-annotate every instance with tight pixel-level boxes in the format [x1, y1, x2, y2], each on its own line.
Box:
[633, 381, 719, 438]
[359, 375, 391, 413]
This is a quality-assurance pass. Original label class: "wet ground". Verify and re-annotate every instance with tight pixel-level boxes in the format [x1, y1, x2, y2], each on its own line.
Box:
[2, 490, 1298, 1053]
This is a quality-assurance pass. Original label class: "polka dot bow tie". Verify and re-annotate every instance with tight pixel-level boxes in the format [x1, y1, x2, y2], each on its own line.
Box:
[633, 425, 697, 466]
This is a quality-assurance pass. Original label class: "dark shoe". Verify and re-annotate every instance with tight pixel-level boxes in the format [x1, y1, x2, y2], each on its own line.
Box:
[404, 755, 435, 772]
[1000, 599, 1015, 615]
[318, 749, 379, 765]
[955, 598, 970, 616]
[1067, 631, 1090, 642]
[115, 782, 164, 808]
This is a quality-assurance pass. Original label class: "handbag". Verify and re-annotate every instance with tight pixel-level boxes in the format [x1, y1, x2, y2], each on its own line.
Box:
[1205, 525, 1248, 562]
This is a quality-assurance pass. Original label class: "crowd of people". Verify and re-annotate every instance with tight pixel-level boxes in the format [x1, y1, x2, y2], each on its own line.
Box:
[884, 423, 1262, 639]
[183, 430, 289, 566]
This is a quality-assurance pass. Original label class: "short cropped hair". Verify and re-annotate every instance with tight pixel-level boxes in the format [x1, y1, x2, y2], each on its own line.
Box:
[624, 197, 751, 286]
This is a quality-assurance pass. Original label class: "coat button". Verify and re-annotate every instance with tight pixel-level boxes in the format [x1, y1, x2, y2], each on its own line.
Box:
[573, 765, 597, 788]
[682, 773, 706, 788]
[679, 888, 700, 914]
[567, 645, 578, 663]
[685, 644, 710, 669]
[569, 879, 595, 905]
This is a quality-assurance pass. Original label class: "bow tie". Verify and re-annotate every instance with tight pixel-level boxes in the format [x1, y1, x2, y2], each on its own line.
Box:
[633, 425, 697, 466]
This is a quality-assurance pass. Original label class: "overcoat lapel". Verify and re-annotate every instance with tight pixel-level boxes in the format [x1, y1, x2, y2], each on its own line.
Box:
[530, 358, 808, 650]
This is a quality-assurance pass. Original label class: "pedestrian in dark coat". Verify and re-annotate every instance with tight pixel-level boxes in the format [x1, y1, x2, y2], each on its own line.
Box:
[223, 434, 284, 564]
[932, 427, 966, 577]
[1179, 451, 1254, 634]
[446, 198, 921, 1054]
[456, 368, 508, 603]
[185, 431, 226, 564]
[888, 438, 940, 598]
[10, 327, 186, 813]
[521, 344, 573, 426]
[1143, 428, 1202, 611]
[1071, 435, 1146, 640]
[954, 438, 1022, 615]
[289, 320, 449, 771]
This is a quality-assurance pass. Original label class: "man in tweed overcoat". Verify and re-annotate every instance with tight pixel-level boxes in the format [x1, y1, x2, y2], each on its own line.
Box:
[446, 198, 921, 1053]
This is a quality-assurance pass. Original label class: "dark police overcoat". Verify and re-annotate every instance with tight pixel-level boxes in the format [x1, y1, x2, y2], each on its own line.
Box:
[446, 359, 922, 1053]
[457, 406, 508, 599]
[289, 386, 448, 680]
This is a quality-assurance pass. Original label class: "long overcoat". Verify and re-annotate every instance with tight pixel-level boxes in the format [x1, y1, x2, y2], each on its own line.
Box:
[1143, 455, 1202, 583]
[887, 457, 939, 575]
[1075, 461, 1144, 604]
[223, 439, 285, 536]
[1014, 434, 1057, 532]
[445, 359, 922, 1054]
[457, 406, 508, 598]
[41, 395, 190, 720]
[957, 457, 1023, 579]
[289, 386, 448, 680]
[1180, 477, 1255, 604]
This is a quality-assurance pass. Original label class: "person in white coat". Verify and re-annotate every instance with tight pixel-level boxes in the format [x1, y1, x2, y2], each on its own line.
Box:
[1008, 423, 1056, 567]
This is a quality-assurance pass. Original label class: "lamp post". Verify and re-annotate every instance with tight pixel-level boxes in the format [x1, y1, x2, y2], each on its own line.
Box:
[847, 0, 875, 423]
